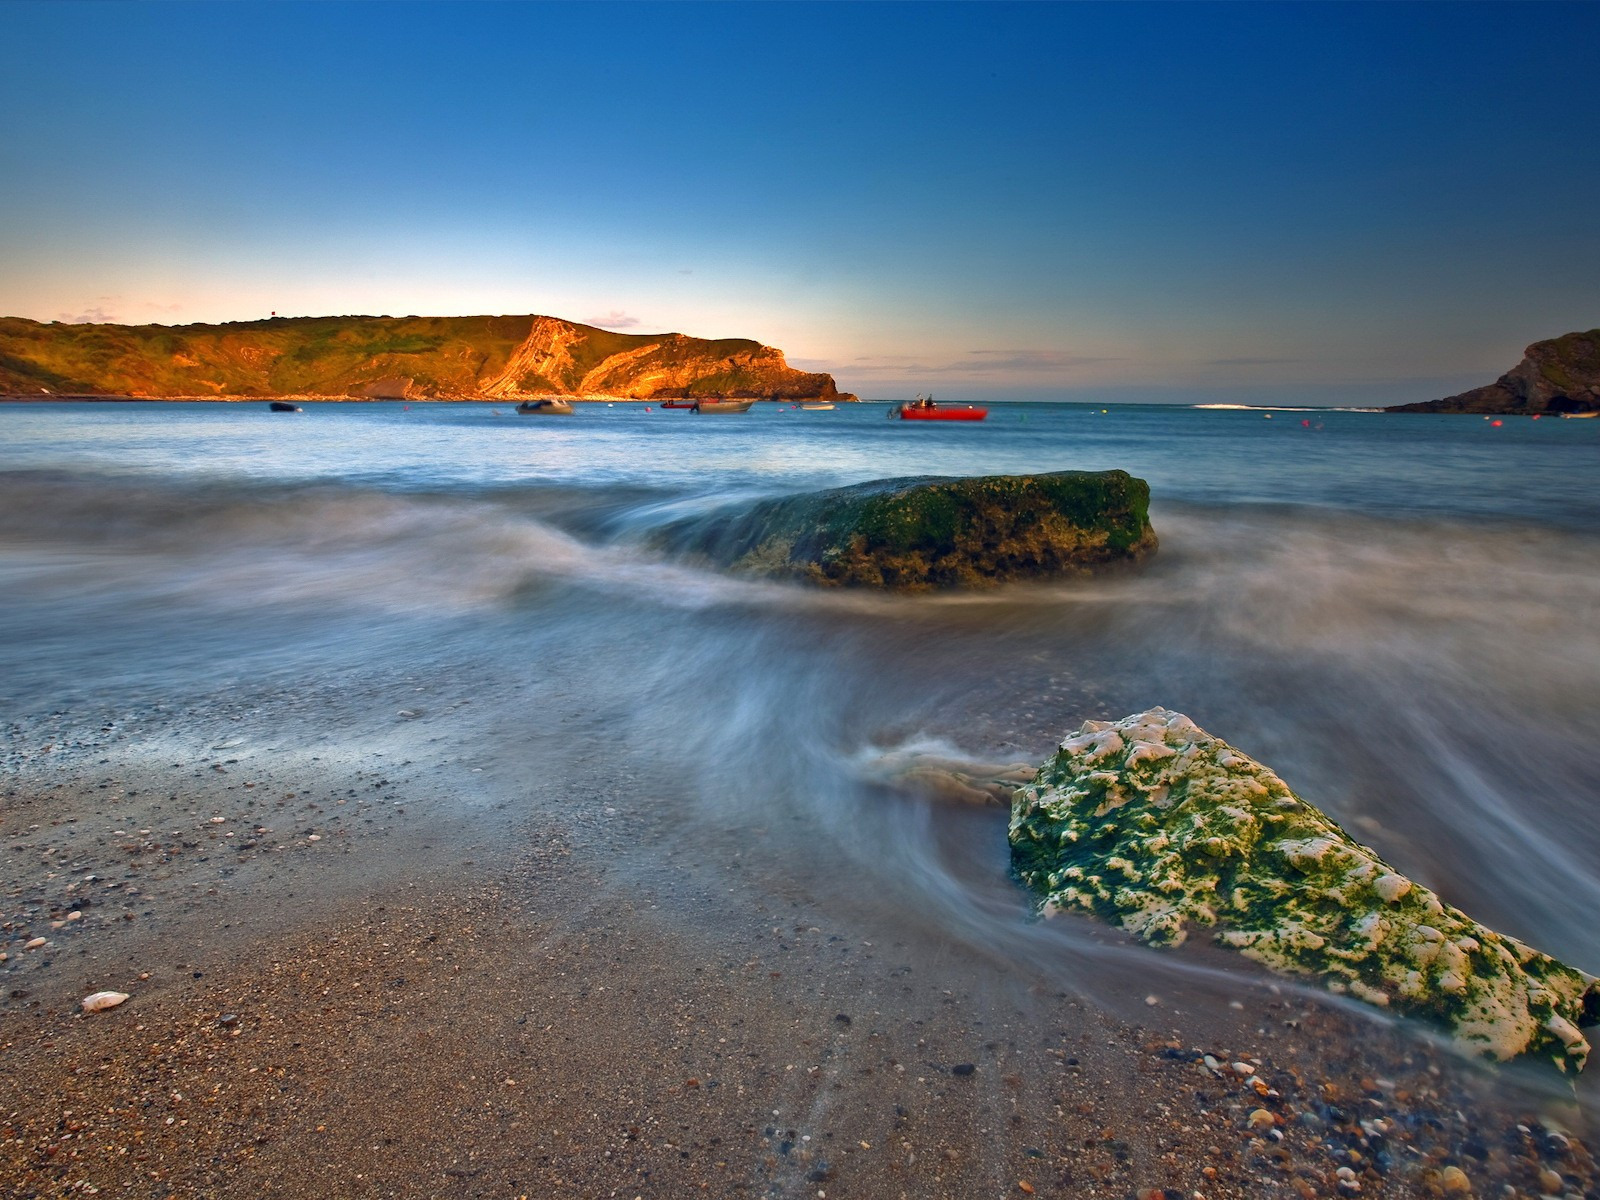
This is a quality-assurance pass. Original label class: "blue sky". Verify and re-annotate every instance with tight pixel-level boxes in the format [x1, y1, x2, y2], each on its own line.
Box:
[2, 2, 1596, 402]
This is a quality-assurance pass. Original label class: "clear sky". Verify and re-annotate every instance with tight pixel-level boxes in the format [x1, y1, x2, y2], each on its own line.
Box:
[3, 1, 1597, 403]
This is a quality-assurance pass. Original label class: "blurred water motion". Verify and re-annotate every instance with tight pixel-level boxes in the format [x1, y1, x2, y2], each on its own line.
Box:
[2, 400, 1597, 1048]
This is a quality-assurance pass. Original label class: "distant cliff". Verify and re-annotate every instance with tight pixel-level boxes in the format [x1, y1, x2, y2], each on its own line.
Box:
[1388, 329, 1600, 414]
[0, 313, 857, 403]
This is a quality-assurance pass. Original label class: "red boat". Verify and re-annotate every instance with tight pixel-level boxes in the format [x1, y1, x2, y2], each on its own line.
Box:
[892, 394, 987, 421]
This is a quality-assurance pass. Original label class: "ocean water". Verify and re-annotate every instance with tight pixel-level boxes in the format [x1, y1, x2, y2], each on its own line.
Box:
[3, 399, 1598, 1053]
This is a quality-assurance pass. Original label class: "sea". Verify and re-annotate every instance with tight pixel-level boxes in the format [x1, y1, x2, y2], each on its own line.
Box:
[3, 398, 1598, 1072]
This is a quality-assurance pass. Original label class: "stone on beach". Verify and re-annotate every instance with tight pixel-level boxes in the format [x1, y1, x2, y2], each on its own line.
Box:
[1008, 707, 1600, 1071]
[81, 990, 130, 1012]
[653, 470, 1157, 590]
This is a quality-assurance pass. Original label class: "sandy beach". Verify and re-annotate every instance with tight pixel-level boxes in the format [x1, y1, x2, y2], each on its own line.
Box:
[4, 670, 1596, 1200]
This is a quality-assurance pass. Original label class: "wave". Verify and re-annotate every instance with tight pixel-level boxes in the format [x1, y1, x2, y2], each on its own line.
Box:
[6, 467, 1598, 1069]
[588, 497, 1600, 1003]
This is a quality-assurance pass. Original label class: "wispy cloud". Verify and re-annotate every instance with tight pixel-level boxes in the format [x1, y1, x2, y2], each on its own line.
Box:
[57, 305, 117, 324]
[1206, 356, 1302, 366]
[583, 310, 642, 329]
[956, 349, 1122, 372]
[834, 349, 1120, 379]
[54, 297, 186, 325]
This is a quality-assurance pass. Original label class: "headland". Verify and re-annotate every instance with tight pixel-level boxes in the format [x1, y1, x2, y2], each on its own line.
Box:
[1388, 329, 1600, 415]
[0, 313, 857, 404]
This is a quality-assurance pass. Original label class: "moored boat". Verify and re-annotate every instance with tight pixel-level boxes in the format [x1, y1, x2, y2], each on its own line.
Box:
[800, 401, 836, 411]
[891, 394, 987, 421]
[692, 399, 756, 414]
[516, 398, 575, 415]
[1559, 410, 1598, 419]
[269, 400, 302, 412]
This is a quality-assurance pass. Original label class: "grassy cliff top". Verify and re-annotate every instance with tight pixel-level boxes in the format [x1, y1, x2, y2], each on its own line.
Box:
[0, 313, 827, 400]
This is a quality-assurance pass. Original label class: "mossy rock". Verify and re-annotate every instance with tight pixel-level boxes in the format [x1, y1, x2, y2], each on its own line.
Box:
[1009, 708, 1600, 1071]
[654, 470, 1156, 590]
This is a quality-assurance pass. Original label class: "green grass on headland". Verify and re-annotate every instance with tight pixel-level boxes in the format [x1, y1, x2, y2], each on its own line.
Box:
[0, 313, 853, 402]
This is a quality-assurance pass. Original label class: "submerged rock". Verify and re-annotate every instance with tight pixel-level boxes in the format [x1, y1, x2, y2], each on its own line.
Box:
[655, 470, 1156, 590]
[1008, 708, 1600, 1071]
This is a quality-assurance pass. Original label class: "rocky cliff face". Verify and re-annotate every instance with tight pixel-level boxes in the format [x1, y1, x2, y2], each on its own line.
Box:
[476, 315, 847, 401]
[1389, 329, 1600, 414]
[0, 313, 856, 403]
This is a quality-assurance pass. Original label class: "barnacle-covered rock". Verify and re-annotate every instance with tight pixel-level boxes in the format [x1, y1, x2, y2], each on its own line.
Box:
[1008, 708, 1600, 1071]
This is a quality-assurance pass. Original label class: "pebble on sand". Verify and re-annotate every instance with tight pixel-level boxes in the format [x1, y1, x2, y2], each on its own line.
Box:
[81, 991, 130, 1013]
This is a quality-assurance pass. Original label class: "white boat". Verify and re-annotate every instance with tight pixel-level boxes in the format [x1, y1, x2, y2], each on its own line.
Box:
[691, 399, 755, 414]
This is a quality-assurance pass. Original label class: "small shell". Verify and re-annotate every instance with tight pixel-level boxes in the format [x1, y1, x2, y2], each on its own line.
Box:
[81, 990, 130, 1013]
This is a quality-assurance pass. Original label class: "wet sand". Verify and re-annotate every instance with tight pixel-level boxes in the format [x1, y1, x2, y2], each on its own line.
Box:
[3, 685, 1597, 1200]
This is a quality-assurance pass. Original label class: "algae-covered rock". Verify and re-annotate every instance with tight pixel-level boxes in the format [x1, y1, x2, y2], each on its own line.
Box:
[1008, 708, 1600, 1071]
[654, 470, 1156, 590]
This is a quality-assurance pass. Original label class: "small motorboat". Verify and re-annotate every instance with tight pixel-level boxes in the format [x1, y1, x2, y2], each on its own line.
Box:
[269, 400, 302, 412]
[692, 398, 756, 414]
[800, 401, 836, 411]
[891, 394, 987, 421]
[1559, 409, 1598, 419]
[516, 398, 575, 415]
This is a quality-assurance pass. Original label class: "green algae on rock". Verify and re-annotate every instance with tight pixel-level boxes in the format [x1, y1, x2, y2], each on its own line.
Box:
[1008, 708, 1600, 1071]
[654, 470, 1156, 590]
